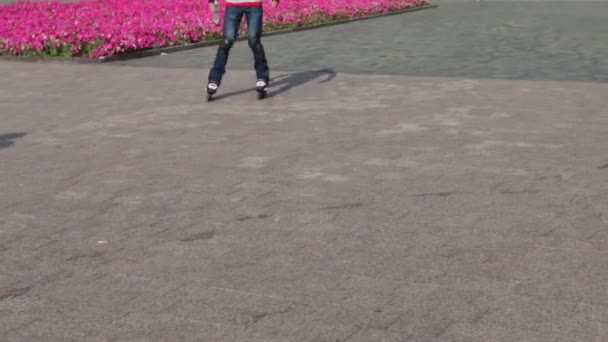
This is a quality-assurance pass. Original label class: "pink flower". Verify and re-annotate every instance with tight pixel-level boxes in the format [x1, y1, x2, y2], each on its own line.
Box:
[0, 0, 426, 58]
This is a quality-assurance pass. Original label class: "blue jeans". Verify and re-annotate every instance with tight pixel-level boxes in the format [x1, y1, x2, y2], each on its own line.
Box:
[208, 6, 269, 84]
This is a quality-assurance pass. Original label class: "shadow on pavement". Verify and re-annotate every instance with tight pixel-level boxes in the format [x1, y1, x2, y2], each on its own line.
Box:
[212, 68, 337, 101]
[0, 132, 26, 150]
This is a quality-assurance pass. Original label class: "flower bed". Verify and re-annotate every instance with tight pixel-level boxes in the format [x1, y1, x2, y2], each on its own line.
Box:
[0, 0, 428, 58]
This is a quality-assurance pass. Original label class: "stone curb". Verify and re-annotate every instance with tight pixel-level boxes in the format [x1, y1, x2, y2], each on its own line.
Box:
[0, 4, 437, 64]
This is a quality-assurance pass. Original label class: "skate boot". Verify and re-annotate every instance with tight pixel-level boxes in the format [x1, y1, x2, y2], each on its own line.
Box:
[255, 79, 268, 100]
[206, 81, 219, 101]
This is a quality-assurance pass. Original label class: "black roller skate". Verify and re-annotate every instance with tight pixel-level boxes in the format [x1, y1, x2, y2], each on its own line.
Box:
[255, 79, 268, 100]
[206, 81, 219, 102]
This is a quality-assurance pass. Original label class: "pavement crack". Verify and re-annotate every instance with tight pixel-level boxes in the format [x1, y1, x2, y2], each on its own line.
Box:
[435, 319, 455, 337]
[413, 192, 455, 197]
[181, 230, 216, 242]
[340, 325, 363, 342]
[500, 189, 542, 195]
[250, 306, 294, 324]
[0, 286, 32, 301]
[236, 213, 273, 221]
[321, 202, 364, 210]
[441, 248, 465, 259]
[471, 307, 491, 324]
[536, 175, 563, 182]
[66, 251, 106, 262]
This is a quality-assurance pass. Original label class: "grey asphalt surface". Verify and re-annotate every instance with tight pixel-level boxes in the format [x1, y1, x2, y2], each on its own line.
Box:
[2, 1, 608, 341]
[115, 1, 608, 83]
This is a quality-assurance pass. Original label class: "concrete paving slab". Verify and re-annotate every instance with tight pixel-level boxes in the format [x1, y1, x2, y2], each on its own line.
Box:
[1, 61, 607, 341]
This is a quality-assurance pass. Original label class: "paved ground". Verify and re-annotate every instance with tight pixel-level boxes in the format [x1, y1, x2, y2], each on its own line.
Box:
[116, 1, 608, 83]
[2, 1, 608, 342]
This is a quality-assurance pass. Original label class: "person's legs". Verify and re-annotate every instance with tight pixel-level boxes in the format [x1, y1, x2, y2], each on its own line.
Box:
[245, 6, 269, 84]
[208, 6, 243, 86]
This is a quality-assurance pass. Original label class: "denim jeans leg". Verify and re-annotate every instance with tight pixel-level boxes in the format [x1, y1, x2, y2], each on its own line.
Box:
[245, 6, 269, 83]
[208, 7, 243, 83]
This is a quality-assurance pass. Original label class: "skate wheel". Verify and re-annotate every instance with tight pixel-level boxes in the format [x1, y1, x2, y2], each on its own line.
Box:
[257, 91, 267, 100]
